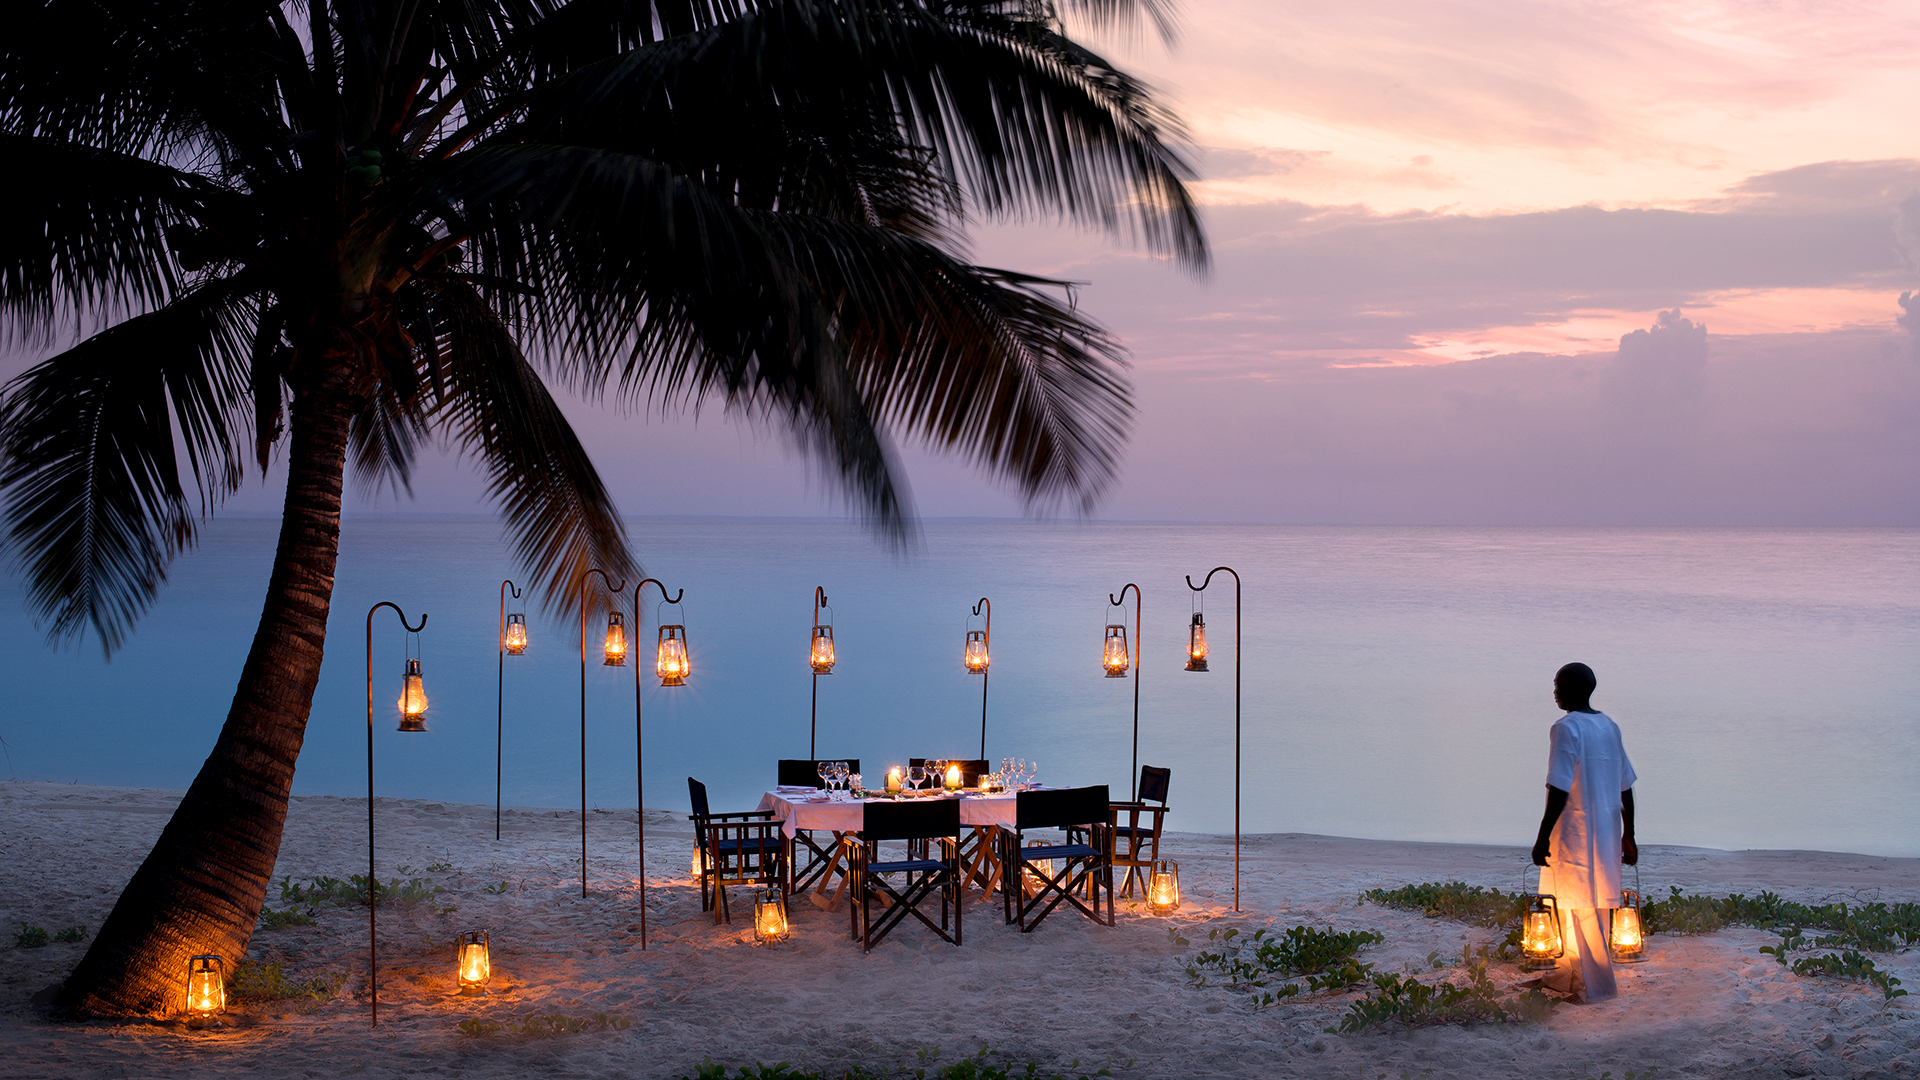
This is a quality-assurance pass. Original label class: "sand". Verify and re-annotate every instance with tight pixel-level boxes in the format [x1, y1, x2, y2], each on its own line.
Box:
[3, 780, 1917, 1079]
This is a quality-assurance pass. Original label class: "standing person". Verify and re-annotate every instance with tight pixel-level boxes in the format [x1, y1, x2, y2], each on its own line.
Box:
[1530, 662, 1639, 1003]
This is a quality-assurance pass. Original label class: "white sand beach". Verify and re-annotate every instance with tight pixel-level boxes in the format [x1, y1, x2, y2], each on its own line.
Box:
[3, 780, 1916, 1079]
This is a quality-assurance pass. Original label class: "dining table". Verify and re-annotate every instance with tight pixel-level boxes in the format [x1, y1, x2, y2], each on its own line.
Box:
[756, 787, 1043, 910]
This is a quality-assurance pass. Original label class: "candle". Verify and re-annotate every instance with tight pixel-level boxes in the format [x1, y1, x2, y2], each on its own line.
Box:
[945, 764, 962, 791]
[886, 767, 903, 794]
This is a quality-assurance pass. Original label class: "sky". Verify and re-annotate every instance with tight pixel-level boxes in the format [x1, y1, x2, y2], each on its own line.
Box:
[14, 0, 1920, 526]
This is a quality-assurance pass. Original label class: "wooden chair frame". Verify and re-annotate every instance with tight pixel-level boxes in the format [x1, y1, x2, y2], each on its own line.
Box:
[1111, 765, 1171, 898]
[999, 786, 1115, 932]
[847, 800, 962, 952]
[689, 777, 783, 923]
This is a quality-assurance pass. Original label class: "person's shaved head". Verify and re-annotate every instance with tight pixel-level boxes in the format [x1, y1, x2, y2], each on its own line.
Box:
[1555, 663, 1597, 711]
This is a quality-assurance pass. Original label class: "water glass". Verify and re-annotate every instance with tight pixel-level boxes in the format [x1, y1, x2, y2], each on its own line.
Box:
[907, 765, 926, 793]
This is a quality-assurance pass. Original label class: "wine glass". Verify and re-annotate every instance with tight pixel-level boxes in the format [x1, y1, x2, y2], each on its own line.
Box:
[817, 762, 832, 793]
[1027, 761, 1039, 788]
[833, 761, 850, 797]
[906, 765, 927, 794]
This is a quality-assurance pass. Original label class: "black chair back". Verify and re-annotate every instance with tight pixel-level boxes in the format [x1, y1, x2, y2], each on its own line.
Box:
[778, 759, 861, 788]
[1139, 766, 1171, 805]
[910, 759, 991, 785]
[863, 798, 960, 842]
[688, 776, 711, 821]
[1015, 785, 1109, 831]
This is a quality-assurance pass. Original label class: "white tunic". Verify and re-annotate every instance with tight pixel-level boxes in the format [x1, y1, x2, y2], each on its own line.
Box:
[1542, 710, 1637, 910]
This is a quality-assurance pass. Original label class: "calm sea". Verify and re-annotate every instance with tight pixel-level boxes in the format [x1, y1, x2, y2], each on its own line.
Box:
[2, 520, 1915, 858]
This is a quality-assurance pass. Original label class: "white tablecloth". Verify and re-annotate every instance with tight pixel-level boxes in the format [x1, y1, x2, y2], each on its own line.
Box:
[756, 789, 1025, 839]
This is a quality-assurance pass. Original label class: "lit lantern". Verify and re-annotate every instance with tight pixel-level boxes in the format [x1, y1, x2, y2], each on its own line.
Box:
[964, 629, 989, 674]
[656, 624, 689, 686]
[1185, 613, 1209, 672]
[1520, 892, 1564, 971]
[1611, 889, 1646, 963]
[1147, 860, 1182, 915]
[810, 625, 836, 674]
[945, 764, 963, 791]
[1021, 843, 1059, 899]
[456, 929, 491, 994]
[691, 850, 710, 880]
[754, 889, 789, 942]
[603, 612, 628, 666]
[502, 612, 529, 655]
[397, 658, 429, 732]
[885, 767, 903, 794]
[1103, 624, 1130, 678]
[185, 954, 226, 1022]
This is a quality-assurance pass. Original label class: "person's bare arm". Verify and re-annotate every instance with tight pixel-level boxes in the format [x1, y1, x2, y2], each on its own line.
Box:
[1531, 785, 1569, 866]
[1621, 788, 1638, 866]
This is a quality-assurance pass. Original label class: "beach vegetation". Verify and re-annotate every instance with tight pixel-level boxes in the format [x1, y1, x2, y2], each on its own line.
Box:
[256, 907, 317, 930]
[13, 923, 50, 949]
[2, 0, 1203, 1018]
[1182, 924, 1385, 1008]
[230, 959, 347, 1003]
[279, 873, 442, 909]
[1333, 961, 1558, 1033]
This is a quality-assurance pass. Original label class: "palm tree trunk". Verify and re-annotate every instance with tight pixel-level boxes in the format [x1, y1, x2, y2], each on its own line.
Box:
[57, 366, 355, 1018]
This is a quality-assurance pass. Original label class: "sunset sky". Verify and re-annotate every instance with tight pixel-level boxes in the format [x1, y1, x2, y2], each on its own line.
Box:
[26, 0, 1920, 526]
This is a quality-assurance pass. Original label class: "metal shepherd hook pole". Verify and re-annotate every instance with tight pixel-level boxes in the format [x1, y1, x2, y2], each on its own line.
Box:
[811, 586, 828, 759]
[366, 601, 427, 1028]
[1185, 566, 1241, 911]
[1111, 583, 1142, 801]
[632, 577, 683, 952]
[579, 568, 626, 897]
[496, 579, 520, 842]
[973, 597, 991, 760]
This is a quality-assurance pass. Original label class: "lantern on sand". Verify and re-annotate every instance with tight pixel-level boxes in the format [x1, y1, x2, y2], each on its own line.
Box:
[603, 612, 628, 666]
[397, 658, 429, 731]
[1021, 842, 1059, 899]
[1147, 860, 1182, 915]
[1184, 612, 1209, 672]
[656, 624, 689, 686]
[185, 954, 226, 1024]
[964, 629, 989, 674]
[755, 888, 789, 942]
[456, 929, 491, 993]
[503, 612, 529, 655]
[1103, 624, 1130, 677]
[1611, 867, 1647, 963]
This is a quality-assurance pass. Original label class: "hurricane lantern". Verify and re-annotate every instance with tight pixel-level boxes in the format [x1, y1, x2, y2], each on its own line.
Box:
[945, 764, 963, 791]
[1021, 843, 1059, 899]
[185, 954, 227, 1020]
[503, 612, 529, 656]
[456, 929, 492, 994]
[754, 889, 790, 942]
[964, 629, 989, 674]
[656, 624, 690, 686]
[397, 658, 429, 731]
[1103, 624, 1131, 678]
[1184, 613, 1209, 672]
[1147, 860, 1182, 915]
[603, 612, 628, 666]
[692, 850, 710, 880]
[1521, 893, 1564, 971]
[1611, 889, 1646, 963]
[810, 625, 836, 675]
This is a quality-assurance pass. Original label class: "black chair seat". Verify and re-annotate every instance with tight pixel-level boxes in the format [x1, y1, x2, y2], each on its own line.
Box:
[713, 838, 782, 855]
[868, 858, 947, 875]
[1018, 843, 1098, 861]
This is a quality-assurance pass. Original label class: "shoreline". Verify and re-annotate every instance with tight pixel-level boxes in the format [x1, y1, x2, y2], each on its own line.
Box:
[4, 780, 1917, 1079]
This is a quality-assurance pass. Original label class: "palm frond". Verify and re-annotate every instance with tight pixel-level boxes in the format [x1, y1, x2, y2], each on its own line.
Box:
[0, 278, 255, 652]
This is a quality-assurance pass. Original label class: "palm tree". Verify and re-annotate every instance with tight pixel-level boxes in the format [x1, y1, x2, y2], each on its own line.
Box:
[0, 0, 1203, 1016]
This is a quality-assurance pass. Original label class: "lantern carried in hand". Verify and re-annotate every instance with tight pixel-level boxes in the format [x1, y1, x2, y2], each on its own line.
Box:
[603, 612, 628, 666]
[656, 624, 689, 686]
[397, 658, 429, 731]
[964, 629, 989, 674]
[810, 625, 836, 675]
[502, 612, 529, 655]
[1611, 886, 1646, 963]
[1147, 860, 1182, 915]
[1184, 612, 1209, 672]
[1102, 624, 1130, 678]
[185, 954, 226, 1024]
[1521, 892, 1564, 971]
[456, 929, 491, 994]
[754, 888, 789, 942]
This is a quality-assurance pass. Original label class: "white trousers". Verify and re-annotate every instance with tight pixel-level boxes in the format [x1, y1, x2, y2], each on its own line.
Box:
[1545, 907, 1617, 1001]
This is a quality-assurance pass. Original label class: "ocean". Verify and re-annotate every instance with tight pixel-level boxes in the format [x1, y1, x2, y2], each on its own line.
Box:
[3, 519, 1915, 858]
